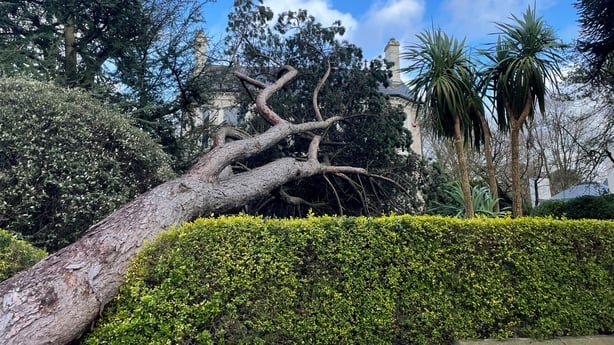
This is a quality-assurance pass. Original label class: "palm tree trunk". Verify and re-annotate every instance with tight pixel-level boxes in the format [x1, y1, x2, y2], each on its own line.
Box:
[510, 125, 522, 217]
[453, 117, 475, 218]
[479, 114, 499, 212]
[509, 94, 534, 217]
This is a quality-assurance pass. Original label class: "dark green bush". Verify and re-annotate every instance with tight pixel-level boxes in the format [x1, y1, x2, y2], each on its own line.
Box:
[532, 199, 567, 217]
[533, 194, 614, 219]
[0, 78, 174, 251]
[85, 215, 614, 345]
[0, 228, 47, 281]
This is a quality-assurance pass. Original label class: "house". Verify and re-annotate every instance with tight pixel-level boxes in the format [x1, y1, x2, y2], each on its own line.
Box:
[550, 182, 609, 200]
[530, 177, 611, 205]
[193, 32, 422, 156]
[380, 38, 422, 156]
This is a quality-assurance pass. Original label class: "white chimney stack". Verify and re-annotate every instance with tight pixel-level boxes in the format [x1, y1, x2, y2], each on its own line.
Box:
[194, 30, 208, 75]
[384, 38, 402, 85]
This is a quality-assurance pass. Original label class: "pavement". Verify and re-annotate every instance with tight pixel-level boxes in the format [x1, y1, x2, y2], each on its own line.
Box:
[459, 336, 614, 345]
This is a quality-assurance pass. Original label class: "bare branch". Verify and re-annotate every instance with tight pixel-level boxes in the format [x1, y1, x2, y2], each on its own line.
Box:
[322, 166, 368, 175]
[334, 173, 369, 214]
[308, 135, 322, 162]
[213, 127, 251, 147]
[235, 72, 267, 89]
[279, 186, 326, 207]
[312, 57, 330, 122]
[235, 65, 298, 126]
[323, 174, 344, 215]
[187, 115, 343, 179]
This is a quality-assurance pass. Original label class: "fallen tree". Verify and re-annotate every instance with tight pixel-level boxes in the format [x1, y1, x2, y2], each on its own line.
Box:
[0, 65, 381, 344]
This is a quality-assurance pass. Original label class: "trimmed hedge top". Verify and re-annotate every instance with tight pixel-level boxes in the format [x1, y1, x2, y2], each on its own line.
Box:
[85, 215, 614, 345]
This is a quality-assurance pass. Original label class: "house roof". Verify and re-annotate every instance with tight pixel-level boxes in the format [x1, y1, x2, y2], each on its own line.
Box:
[550, 182, 609, 200]
[378, 82, 411, 101]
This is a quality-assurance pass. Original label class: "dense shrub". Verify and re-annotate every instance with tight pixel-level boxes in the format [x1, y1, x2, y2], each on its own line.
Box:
[0, 78, 174, 251]
[532, 199, 567, 217]
[0, 228, 47, 281]
[85, 215, 614, 345]
[533, 194, 614, 219]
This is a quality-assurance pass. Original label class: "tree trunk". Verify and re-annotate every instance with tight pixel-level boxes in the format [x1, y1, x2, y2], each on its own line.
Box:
[509, 94, 534, 217]
[0, 65, 372, 344]
[479, 114, 499, 212]
[0, 157, 348, 345]
[64, 14, 77, 86]
[453, 117, 475, 218]
[510, 125, 523, 217]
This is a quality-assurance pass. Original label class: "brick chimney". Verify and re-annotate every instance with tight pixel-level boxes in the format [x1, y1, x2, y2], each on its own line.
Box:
[384, 38, 402, 85]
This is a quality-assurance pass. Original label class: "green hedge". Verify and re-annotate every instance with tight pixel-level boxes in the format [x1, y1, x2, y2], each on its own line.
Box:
[0, 228, 47, 281]
[85, 215, 614, 344]
[533, 194, 614, 219]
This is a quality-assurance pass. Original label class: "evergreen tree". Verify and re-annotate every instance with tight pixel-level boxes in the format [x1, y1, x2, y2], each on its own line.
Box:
[576, 0, 614, 87]
[0, 0, 144, 87]
[0, 0, 219, 168]
[225, 1, 424, 216]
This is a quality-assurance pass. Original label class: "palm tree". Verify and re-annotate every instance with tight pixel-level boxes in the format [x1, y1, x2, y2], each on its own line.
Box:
[402, 28, 481, 218]
[482, 6, 565, 216]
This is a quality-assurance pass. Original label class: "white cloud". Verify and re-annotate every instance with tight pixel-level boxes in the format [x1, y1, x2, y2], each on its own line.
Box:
[354, 0, 426, 58]
[259, 0, 428, 60]
[262, 0, 358, 40]
[437, 0, 558, 44]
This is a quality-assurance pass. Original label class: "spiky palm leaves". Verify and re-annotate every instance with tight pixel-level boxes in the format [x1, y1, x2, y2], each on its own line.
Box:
[402, 28, 483, 218]
[482, 6, 565, 216]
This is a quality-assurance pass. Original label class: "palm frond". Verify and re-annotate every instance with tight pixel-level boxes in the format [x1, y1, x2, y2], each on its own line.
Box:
[401, 28, 480, 142]
[480, 5, 565, 129]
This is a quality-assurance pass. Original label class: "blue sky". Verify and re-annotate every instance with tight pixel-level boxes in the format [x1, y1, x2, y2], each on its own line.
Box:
[202, 0, 579, 59]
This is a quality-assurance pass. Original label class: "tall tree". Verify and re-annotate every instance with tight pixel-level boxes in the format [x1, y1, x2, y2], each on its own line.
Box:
[468, 69, 500, 212]
[482, 6, 564, 216]
[402, 28, 482, 218]
[0, 0, 146, 87]
[0, 1, 59, 80]
[108, 0, 216, 169]
[0, 0, 225, 168]
[225, 1, 424, 216]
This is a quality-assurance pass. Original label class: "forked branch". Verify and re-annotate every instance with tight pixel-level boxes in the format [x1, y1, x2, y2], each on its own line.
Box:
[234, 65, 298, 125]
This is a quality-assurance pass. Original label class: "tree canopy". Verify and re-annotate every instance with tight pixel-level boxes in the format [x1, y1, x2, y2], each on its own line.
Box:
[225, 0, 425, 216]
[0, 0, 219, 168]
[402, 28, 481, 218]
[481, 5, 564, 216]
[576, 0, 614, 87]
